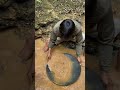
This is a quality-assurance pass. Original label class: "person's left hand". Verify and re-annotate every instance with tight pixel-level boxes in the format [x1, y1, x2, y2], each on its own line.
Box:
[77, 57, 81, 63]
[47, 52, 51, 59]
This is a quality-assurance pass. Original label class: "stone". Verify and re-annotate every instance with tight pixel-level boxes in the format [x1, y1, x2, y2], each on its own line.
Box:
[0, 0, 11, 8]
[35, 0, 85, 38]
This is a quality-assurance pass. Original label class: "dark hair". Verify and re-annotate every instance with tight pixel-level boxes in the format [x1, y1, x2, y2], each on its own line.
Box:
[59, 19, 75, 38]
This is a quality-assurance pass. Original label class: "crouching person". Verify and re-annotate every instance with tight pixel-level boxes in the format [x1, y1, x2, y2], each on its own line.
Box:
[43, 19, 85, 66]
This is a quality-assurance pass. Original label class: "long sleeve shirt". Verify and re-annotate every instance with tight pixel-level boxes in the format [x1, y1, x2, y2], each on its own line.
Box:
[48, 20, 83, 56]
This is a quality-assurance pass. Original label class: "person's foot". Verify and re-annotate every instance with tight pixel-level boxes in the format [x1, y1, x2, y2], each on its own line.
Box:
[101, 71, 113, 90]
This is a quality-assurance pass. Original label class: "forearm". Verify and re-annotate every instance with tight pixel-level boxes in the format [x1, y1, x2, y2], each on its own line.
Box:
[48, 31, 57, 48]
[77, 54, 84, 60]
[76, 44, 85, 63]
[76, 30, 83, 57]
[76, 44, 83, 57]
[48, 48, 52, 54]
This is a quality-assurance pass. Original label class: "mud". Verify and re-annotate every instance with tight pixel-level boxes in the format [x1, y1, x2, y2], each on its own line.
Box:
[35, 39, 85, 90]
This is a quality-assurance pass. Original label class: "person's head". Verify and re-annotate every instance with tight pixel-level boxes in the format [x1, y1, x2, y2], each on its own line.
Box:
[59, 19, 75, 38]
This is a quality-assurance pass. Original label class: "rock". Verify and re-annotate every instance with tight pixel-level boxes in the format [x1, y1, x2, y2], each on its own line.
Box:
[112, 0, 120, 17]
[35, 30, 42, 39]
[0, 0, 11, 8]
[0, 0, 34, 38]
[0, 20, 16, 30]
[35, 0, 85, 38]
[14, 0, 29, 3]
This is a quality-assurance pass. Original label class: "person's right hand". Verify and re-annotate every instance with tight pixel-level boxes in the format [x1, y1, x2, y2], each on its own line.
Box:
[46, 51, 52, 62]
[47, 52, 51, 59]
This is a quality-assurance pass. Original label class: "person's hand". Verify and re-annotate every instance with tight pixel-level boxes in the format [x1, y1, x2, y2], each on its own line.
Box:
[77, 55, 85, 66]
[46, 48, 52, 62]
[47, 51, 51, 60]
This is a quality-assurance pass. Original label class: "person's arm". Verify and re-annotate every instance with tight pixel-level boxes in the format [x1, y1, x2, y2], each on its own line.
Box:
[47, 31, 57, 59]
[76, 31, 84, 63]
[48, 31, 57, 48]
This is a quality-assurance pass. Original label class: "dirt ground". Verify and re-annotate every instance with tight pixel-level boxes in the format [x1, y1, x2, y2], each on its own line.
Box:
[35, 39, 85, 90]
